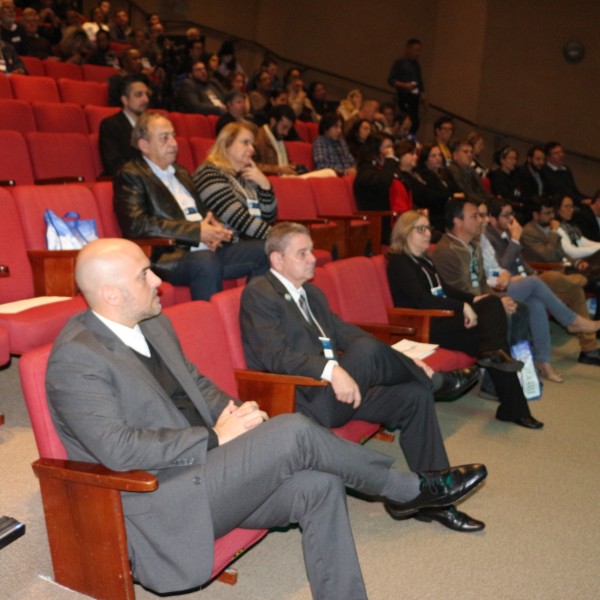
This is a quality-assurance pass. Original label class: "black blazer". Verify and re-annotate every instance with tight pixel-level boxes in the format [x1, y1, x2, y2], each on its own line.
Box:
[99, 111, 140, 177]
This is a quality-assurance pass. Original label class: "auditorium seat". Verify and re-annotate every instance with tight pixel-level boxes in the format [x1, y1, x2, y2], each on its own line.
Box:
[81, 64, 117, 83]
[32, 101, 88, 134]
[189, 136, 214, 166]
[184, 114, 213, 138]
[0, 72, 12, 98]
[175, 136, 195, 172]
[0, 130, 34, 185]
[169, 111, 189, 137]
[20, 55, 44, 77]
[10, 74, 60, 103]
[88, 133, 103, 179]
[84, 105, 120, 133]
[284, 141, 314, 171]
[43, 59, 83, 81]
[25, 132, 97, 183]
[0, 98, 37, 133]
[59, 78, 108, 106]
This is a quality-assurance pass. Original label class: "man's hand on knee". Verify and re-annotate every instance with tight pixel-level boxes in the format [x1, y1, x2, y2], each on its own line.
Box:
[331, 366, 361, 408]
[214, 400, 268, 445]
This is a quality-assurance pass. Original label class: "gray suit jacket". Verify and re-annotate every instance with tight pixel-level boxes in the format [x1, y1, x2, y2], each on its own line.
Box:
[46, 310, 232, 592]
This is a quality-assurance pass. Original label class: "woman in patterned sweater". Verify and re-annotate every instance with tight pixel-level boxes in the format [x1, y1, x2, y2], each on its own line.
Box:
[193, 122, 277, 241]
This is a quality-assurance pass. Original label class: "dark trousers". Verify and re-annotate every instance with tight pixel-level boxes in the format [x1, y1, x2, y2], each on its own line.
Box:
[296, 336, 449, 472]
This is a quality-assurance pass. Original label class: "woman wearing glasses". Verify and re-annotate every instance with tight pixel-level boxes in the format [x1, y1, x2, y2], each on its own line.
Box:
[386, 210, 544, 428]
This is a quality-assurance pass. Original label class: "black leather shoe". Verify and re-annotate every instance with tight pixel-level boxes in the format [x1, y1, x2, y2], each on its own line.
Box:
[478, 349, 523, 372]
[414, 505, 485, 532]
[385, 464, 487, 519]
[578, 350, 600, 366]
[433, 366, 480, 401]
[496, 415, 544, 429]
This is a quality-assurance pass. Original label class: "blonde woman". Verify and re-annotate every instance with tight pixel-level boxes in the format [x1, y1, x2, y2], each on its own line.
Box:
[338, 88, 362, 122]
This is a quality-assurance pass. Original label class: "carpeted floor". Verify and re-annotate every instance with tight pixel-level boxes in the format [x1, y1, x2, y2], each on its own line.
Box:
[1, 323, 599, 600]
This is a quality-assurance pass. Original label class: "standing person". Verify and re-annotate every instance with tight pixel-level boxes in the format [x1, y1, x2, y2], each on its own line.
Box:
[47, 237, 487, 598]
[388, 38, 427, 134]
[240, 222, 486, 532]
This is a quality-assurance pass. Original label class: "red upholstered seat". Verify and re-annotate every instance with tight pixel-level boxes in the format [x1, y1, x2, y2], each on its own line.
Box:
[0, 130, 34, 185]
[189, 136, 214, 165]
[19, 335, 266, 599]
[169, 111, 189, 137]
[0, 72, 13, 98]
[84, 104, 120, 133]
[10, 74, 60, 102]
[88, 132, 103, 179]
[284, 140, 314, 171]
[81, 64, 117, 83]
[59, 78, 108, 106]
[20, 55, 44, 76]
[184, 114, 213, 138]
[43, 59, 82, 81]
[25, 131, 97, 183]
[0, 98, 37, 132]
[0, 326, 9, 366]
[175, 136, 195, 172]
[33, 100, 88, 134]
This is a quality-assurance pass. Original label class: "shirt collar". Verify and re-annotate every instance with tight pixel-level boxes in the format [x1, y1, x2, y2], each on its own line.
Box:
[270, 268, 304, 303]
[92, 311, 150, 357]
[143, 155, 175, 180]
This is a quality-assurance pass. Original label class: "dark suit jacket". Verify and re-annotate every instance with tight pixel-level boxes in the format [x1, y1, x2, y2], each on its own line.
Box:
[541, 164, 586, 204]
[514, 164, 543, 201]
[240, 272, 428, 412]
[572, 204, 600, 242]
[46, 310, 232, 592]
[172, 78, 224, 115]
[114, 156, 208, 268]
[99, 111, 140, 177]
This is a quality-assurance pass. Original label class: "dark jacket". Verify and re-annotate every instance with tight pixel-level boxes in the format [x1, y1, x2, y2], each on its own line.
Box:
[99, 111, 140, 177]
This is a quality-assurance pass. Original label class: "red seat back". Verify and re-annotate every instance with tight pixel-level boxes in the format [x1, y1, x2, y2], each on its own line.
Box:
[324, 257, 389, 323]
[0, 326, 9, 365]
[10, 74, 60, 103]
[184, 114, 213, 138]
[43, 60, 82, 81]
[20, 56, 44, 77]
[165, 301, 238, 397]
[176, 136, 195, 172]
[59, 78, 108, 106]
[12, 183, 104, 250]
[0, 72, 13, 98]
[310, 266, 342, 315]
[284, 141, 314, 171]
[309, 176, 355, 215]
[90, 180, 120, 236]
[210, 286, 247, 370]
[293, 120, 310, 142]
[25, 131, 97, 182]
[81, 64, 117, 83]
[33, 100, 88, 133]
[0, 130, 34, 184]
[169, 111, 189, 137]
[269, 177, 319, 219]
[370, 254, 394, 308]
[189, 136, 214, 166]
[0, 98, 37, 132]
[84, 104, 120, 132]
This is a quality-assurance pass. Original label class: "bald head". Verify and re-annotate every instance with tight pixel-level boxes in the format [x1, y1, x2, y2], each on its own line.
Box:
[76, 239, 162, 326]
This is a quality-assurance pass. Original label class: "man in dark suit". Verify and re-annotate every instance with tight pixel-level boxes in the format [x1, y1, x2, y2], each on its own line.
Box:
[240, 222, 485, 532]
[541, 141, 591, 206]
[172, 59, 225, 115]
[99, 74, 150, 177]
[46, 237, 486, 598]
[572, 191, 600, 242]
[514, 145, 545, 203]
[114, 111, 268, 300]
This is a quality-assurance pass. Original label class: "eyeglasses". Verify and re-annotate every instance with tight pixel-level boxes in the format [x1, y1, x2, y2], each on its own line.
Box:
[500, 210, 514, 218]
[478, 212, 489, 218]
[413, 225, 432, 234]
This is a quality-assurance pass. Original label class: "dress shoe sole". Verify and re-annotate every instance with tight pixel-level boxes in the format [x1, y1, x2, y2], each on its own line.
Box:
[434, 373, 480, 402]
[476, 357, 523, 372]
[414, 509, 485, 532]
[496, 415, 544, 429]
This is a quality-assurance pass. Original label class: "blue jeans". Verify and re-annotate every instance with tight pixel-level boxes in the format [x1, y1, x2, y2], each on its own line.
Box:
[508, 276, 577, 362]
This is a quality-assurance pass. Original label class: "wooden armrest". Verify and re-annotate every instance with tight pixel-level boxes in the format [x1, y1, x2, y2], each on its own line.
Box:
[33, 458, 157, 492]
[352, 321, 415, 344]
[353, 210, 398, 219]
[276, 217, 333, 226]
[318, 213, 369, 222]
[234, 369, 327, 417]
[529, 261, 565, 271]
[35, 176, 84, 185]
[386, 307, 455, 343]
[27, 249, 80, 296]
[129, 237, 177, 247]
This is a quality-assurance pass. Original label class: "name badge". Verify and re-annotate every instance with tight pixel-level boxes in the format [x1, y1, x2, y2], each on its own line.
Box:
[318, 337, 335, 360]
[247, 198, 262, 218]
[430, 285, 445, 297]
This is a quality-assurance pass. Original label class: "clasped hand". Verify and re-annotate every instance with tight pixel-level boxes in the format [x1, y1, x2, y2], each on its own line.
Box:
[214, 400, 268, 445]
[200, 211, 232, 251]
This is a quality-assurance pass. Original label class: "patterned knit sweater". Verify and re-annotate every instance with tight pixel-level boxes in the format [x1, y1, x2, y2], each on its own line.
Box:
[193, 162, 277, 240]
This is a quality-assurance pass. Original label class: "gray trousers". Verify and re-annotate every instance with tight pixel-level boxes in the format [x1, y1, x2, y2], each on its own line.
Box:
[205, 413, 396, 600]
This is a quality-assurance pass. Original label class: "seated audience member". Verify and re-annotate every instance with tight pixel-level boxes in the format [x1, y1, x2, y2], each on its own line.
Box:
[109, 8, 131, 42]
[482, 198, 600, 379]
[338, 88, 362, 122]
[432, 116, 454, 166]
[47, 238, 487, 598]
[554, 195, 600, 268]
[514, 145, 546, 203]
[113, 112, 268, 300]
[17, 7, 52, 59]
[193, 122, 277, 241]
[174, 38, 204, 77]
[444, 139, 494, 205]
[84, 28, 118, 66]
[253, 105, 335, 178]
[466, 131, 487, 178]
[387, 210, 542, 429]
[172, 60, 225, 115]
[515, 197, 600, 359]
[379, 102, 396, 135]
[345, 118, 373, 161]
[99, 75, 150, 177]
[392, 139, 417, 214]
[287, 75, 319, 122]
[0, 0, 23, 48]
[488, 145, 522, 200]
[82, 5, 109, 42]
[240, 221, 486, 531]
[541, 141, 591, 206]
[344, 99, 384, 135]
[431, 197, 530, 347]
[410, 143, 451, 239]
[572, 189, 600, 243]
[308, 81, 339, 117]
[215, 89, 249, 135]
[216, 39, 244, 83]
[248, 69, 272, 116]
[248, 57, 282, 93]
[312, 112, 356, 176]
[393, 112, 414, 142]
[108, 48, 147, 105]
[0, 38, 26, 73]
[59, 24, 93, 64]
